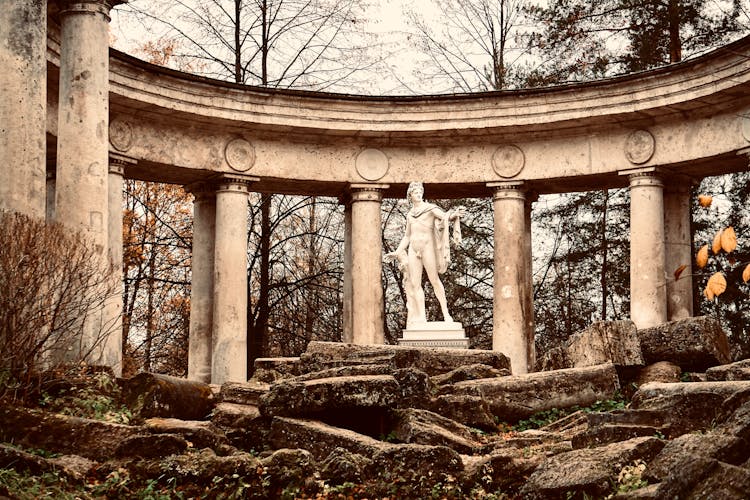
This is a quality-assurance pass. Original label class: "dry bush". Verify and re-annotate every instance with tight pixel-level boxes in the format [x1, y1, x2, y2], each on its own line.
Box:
[0, 211, 118, 400]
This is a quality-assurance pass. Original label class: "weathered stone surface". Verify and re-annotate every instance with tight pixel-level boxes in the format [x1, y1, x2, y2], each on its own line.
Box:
[220, 381, 269, 406]
[48, 455, 98, 482]
[571, 424, 667, 449]
[718, 400, 750, 441]
[706, 358, 750, 381]
[160, 448, 262, 484]
[635, 361, 682, 386]
[539, 410, 589, 438]
[144, 418, 227, 449]
[428, 394, 497, 431]
[566, 321, 643, 368]
[539, 346, 568, 371]
[0, 444, 95, 483]
[463, 449, 546, 493]
[441, 363, 620, 422]
[252, 357, 301, 383]
[259, 448, 316, 489]
[292, 364, 392, 382]
[300, 341, 510, 376]
[370, 443, 464, 479]
[632, 381, 750, 436]
[119, 372, 215, 421]
[393, 368, 434, 407]
[389, 408, 481, 454]
[211, 402, 261, 429]
[637, 316, 731, 371]
[431, 364, 510, 386]
[115, 433, 188, 458]
[270, 417, 383, 460]
[0, 405, 141, 461]
[320, 447, 373, 485]
[259, 375, 399, 418]
[520, 437, 665, 499]
[645, 432, 747, 482]
[684, 461, 750, 499]
[650, 453, 717, 499]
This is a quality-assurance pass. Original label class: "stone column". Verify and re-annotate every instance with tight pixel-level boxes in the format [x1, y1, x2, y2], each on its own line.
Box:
[46, 170, 57, 222]
[489, 182, 533, 375]
[341, 194, 354, 344]
[349, 184, 388, 345]
[663, 180, 694, 321]
[104, 155, 132, 376]
[212, 176, 256, 384]
[626, 169, 668, 328]
[188, 183, 216, 383]
[0, 1, 47, 217]
[55, 0, 120, 250]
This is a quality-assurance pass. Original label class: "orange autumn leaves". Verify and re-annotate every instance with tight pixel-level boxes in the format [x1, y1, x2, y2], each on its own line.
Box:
[693, 194, 748, 301]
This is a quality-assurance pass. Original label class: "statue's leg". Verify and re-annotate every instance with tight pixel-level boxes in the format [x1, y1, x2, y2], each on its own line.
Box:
[423, 247, 452, 322]
[407, 250, 426, 322]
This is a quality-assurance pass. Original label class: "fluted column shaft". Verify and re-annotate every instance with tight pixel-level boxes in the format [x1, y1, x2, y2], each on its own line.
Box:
[188, 184, 216, 383]
[0, 1, 47, 217]
[212, 177, 253, 384]
[490, 182, 534, 374]
[349, 184, 388, 345]
[664, 181, 694, 321]
[628, 170, 668, 328]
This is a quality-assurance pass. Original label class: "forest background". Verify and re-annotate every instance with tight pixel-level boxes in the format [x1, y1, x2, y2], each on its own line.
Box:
[107, 0, 750, 377]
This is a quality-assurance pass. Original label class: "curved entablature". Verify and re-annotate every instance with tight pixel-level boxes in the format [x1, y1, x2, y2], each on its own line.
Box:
[48, 29, 750, 197]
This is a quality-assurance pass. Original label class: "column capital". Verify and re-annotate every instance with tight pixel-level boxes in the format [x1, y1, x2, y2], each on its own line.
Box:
[59, 0, 125, 20]
[214, 174, 259, 193]
[349, 183, 389, 202]
[109, 153, 135, 175]
[488, 181, 526, 201]
[619, 167, 664, 187]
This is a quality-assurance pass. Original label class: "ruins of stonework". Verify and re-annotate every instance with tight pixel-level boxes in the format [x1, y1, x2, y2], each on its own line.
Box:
[1, 319, 749, 497]
[5, 2, 750, 383]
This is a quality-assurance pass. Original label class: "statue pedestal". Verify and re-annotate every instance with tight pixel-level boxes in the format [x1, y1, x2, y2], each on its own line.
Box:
[398, 321, 469, 349]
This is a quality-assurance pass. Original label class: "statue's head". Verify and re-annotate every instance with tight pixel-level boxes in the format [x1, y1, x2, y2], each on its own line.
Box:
[406, 182, 424, 204]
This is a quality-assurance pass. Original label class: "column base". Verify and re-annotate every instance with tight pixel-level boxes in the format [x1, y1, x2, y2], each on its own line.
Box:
[398, 321, 469, 349]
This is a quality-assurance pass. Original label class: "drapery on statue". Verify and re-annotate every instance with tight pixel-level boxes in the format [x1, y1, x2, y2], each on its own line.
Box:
[385, 182, 465, 326]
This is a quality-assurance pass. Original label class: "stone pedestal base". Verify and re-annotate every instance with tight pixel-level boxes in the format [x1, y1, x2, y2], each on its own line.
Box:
[398, 321, 469, 349]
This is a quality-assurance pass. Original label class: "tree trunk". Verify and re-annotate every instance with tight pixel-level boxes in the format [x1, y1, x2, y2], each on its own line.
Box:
[668, 0, 682, 62]
[600, 189, 609, 320]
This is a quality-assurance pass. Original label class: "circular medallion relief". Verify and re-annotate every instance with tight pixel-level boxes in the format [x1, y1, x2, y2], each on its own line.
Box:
[109, 119, 133, 152]
[625, 129, 655, 164]
[492, 145, 525, 178]
[225, 138, 256, 172]
[355, 148, 389, 181]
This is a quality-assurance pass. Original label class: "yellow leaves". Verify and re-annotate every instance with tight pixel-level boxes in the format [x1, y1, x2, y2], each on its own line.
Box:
[744, 264, 750, 284]
[704, 272, 727, 301]
[673, 264, 688, 281]
[698, 194, 713, 207]
[712, 230, 723, 254]
[720, 227, 737, 253]
[696, 245, 709, 269]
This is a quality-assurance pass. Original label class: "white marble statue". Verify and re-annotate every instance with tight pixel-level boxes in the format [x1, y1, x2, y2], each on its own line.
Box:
[386, 182, 465, 325]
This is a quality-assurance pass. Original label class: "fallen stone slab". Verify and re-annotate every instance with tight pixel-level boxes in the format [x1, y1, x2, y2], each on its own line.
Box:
[291, 364, 392, 382]
[428, 394, 497, 431]
[462, 448, 547, 494]
[144, 418, 227, 449]
[631, 381, 750, 436]
[706, 358, 750, 381]
[644, 432, 747, 482]
[0, 405, 141, 461]
[259, 448, 316, 490]
[160, 448, 263, 485]
[211, 402, 261, 429]
[0, 444, 95, 483]
[259, 375, 399, 418]
[520, 436, 664, 499]
[682, 461, 750, 499]
[114, 433, 188, 458]
[219, 381, 269, 406]
[252, 357, 301, 383]
[119, 372, 215, 421]
[571, 423, 668, 449]
[440, 363, 620, 422]
[566, 321, 643, 368]
[319, 447, 373, 485]
[388, 408, 481, 454]
[637, 316, 731, 371]
[635, 361, 682, 386]
[269, 417, 383, 461]
[430, 364, 510, 386]
[369, 442, 464, 480]
[300, 341, 510, 376]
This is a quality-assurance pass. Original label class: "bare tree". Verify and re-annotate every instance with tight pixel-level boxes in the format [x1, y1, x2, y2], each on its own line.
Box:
[407, 0, 532, 92]
[0, 212, 119, 400]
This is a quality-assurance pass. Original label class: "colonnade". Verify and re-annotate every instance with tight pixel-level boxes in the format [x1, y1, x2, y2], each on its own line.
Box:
[1, 0, 696, 384]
